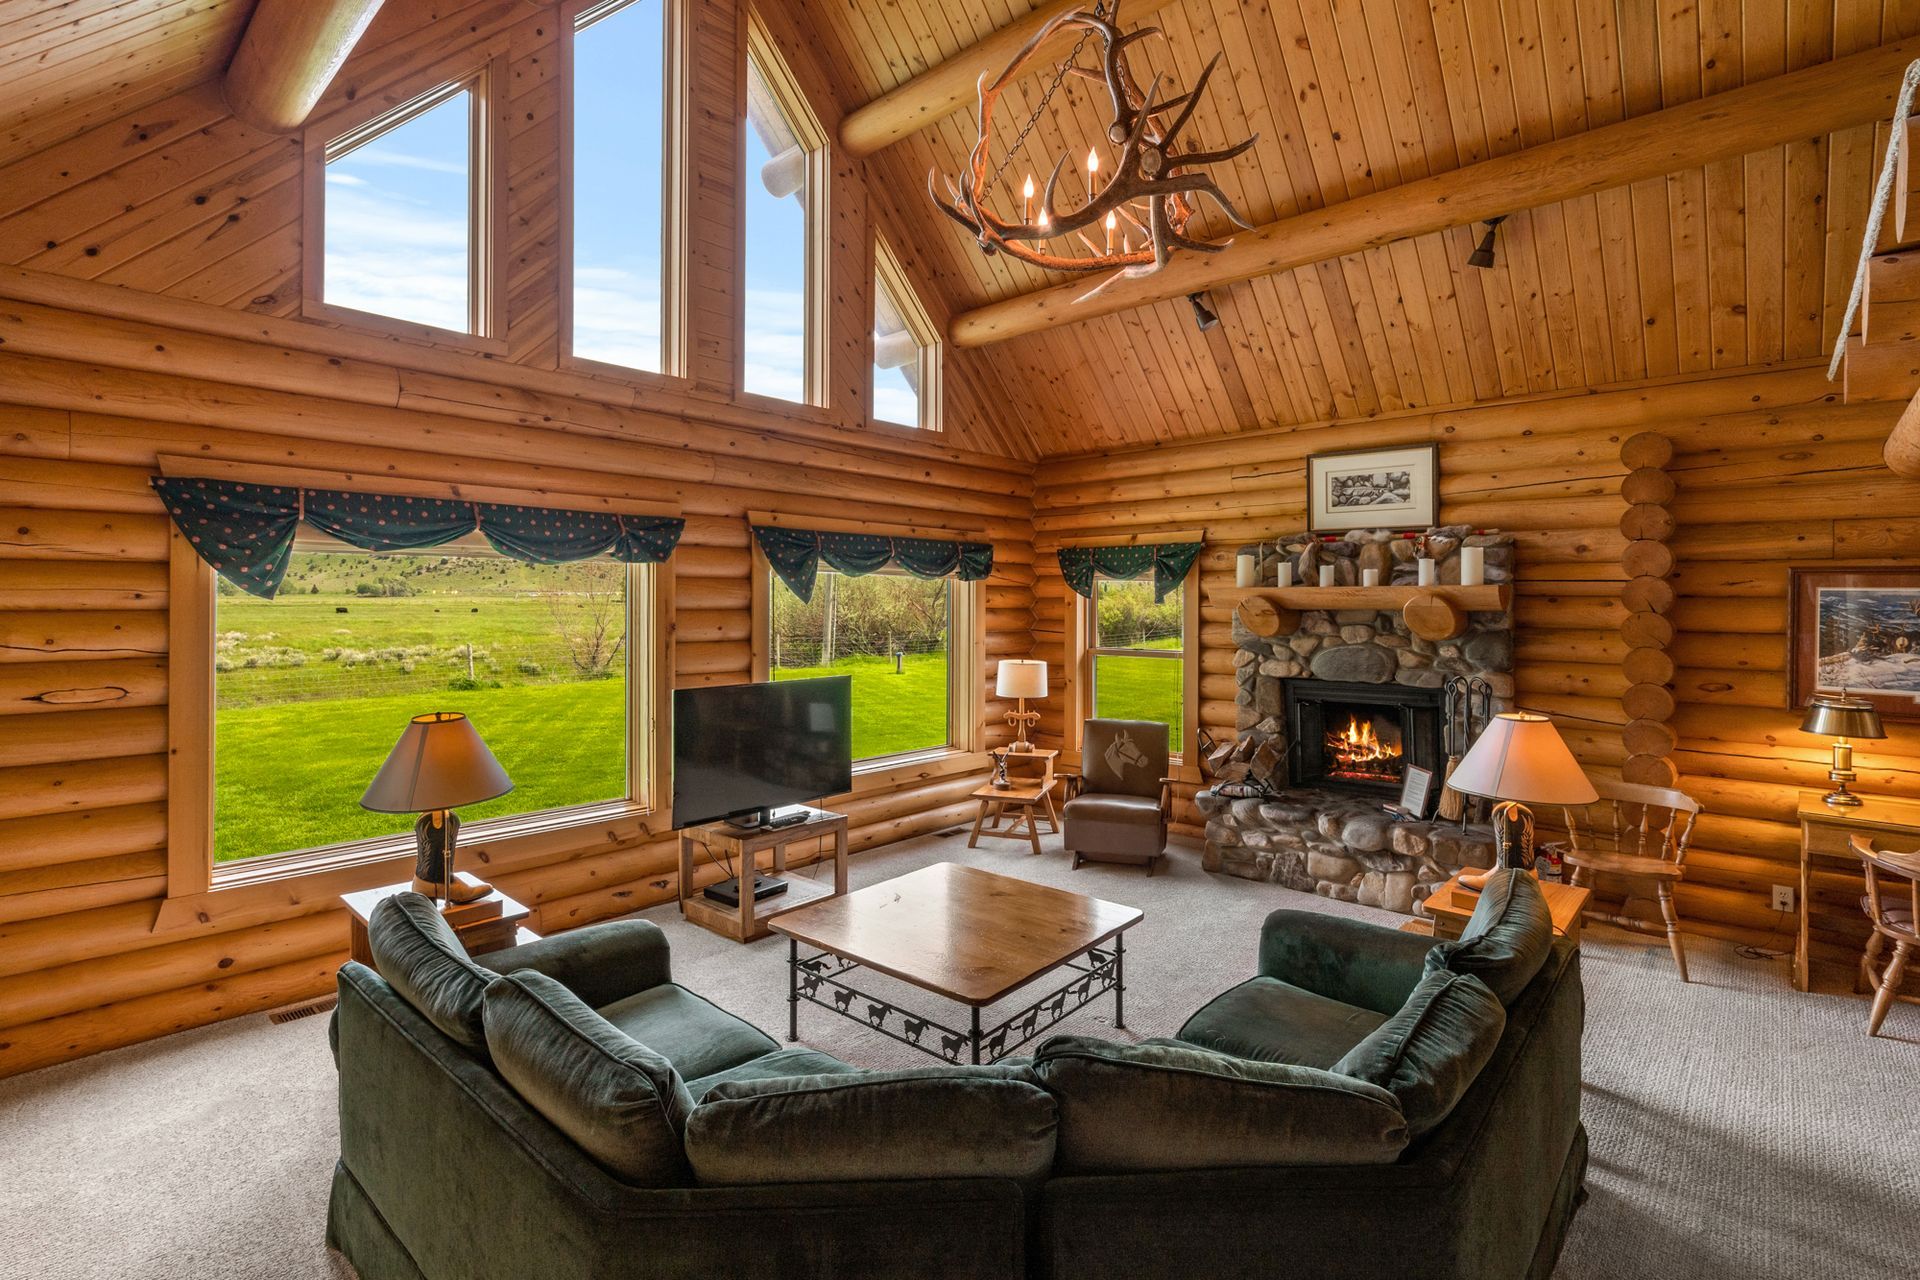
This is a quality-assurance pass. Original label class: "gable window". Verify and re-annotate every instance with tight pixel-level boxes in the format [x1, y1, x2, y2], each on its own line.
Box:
[319, 76, 491, 336]
[1087, 577, 1185, 748]
[742, 25, 828, 405]
[872, 238, 941, 431]
[568, 0, 678, 374]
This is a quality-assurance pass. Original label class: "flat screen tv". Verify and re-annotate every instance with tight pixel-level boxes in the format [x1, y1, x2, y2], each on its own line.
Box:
[672, 676, 852, 829]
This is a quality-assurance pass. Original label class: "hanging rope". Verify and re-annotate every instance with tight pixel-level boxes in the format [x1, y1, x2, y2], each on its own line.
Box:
[1826, 59, 1920, 381]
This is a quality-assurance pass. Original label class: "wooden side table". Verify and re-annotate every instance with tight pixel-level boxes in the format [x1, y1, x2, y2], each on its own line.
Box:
[678, 807, 848, 943]
[967, 778, 1059, 854]
[1416, 873, 1591, 944]
[343, 872, 537, 970]
[1795, 790, 1920, 992]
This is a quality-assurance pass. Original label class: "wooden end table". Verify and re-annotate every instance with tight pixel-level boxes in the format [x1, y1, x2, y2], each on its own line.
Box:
[343, 872, 537, 970]
[772, 862, 1143, 1064]
[678, 807, 848, 942]
[1416, 872, 1591, 943]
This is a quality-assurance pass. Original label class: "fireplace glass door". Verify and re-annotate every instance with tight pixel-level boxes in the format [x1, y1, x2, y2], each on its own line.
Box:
[1283, 679, 1443, 795]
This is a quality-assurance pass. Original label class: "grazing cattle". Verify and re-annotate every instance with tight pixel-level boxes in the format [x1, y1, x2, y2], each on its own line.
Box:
[866, 1002, 889, 1027]
[902, 1017, 928, 1044]
[833, 988, 855, 1013]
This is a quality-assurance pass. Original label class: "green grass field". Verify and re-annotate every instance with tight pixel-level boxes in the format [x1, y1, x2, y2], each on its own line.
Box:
[773, 652, 952, 758]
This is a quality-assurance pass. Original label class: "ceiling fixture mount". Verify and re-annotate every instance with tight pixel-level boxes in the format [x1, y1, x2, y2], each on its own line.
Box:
[929, 1, 1257, 294]
[1467, 215, 1507, 269]
[1188, 291, 1219, 331]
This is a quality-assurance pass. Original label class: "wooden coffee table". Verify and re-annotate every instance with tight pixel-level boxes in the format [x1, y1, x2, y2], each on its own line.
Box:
[770, 862, 1144, 1065]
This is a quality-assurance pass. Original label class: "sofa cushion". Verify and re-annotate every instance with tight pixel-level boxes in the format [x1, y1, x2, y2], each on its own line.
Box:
[481, 970, 693, 1186]
[596, 982, 778, 1080]
[1331, 969, 1506, 1138]
[1425, 870, 1554, 1005]
[1032, 1035, 1408, 1173]
[365, 892, 495, 1053]
[685, 1066, 1057, 1186]
[1176, 975, 1388, 1068]
[685, 1047, 860, 1101]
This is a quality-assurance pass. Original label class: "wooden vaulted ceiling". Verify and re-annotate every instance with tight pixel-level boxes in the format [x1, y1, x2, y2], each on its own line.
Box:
[0, 0, 257, 164]
[4, 1, 1920, 463]
[815, 0, 1920, 456]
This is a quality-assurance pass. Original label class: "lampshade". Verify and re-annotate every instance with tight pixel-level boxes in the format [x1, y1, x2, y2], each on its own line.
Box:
[361, 712, 514, 814]
[1799, 693, 1885, 740]
[1447, 712, 1598, 806]
[995, 659, 1048, 700]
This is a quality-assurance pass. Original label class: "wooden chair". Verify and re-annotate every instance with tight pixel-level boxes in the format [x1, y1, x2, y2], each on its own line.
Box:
[1557, 776, 1701, 981]
[1849, 833, 1920, 1037]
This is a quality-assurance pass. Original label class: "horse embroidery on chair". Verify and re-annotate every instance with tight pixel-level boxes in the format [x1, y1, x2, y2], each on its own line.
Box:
[1104, 729, 1149, 782]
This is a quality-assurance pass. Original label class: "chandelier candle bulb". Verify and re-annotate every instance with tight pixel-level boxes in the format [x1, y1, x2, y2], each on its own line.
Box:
[1023, 174, 1034, 223]
[1418, 558, 1438, 586]
[1236, 553, 1258, 587]
[1105, 210, 1117, 253]
[1460, 546, 1485, 586]
[1319, 565, 1336, 588]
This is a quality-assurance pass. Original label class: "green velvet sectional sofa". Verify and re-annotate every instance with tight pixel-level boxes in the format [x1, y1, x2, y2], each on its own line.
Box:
[328, 870, 1585, 1280]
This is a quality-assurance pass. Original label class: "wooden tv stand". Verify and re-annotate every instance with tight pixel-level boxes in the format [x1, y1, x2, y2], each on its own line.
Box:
[677, 807, 849, 942]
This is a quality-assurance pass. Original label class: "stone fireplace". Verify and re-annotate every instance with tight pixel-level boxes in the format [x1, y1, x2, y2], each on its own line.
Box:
[1199, 526, 1515, 915]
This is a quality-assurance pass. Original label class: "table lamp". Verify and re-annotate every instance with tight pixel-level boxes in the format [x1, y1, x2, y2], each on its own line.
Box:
[1800, 691, 1884, 807]
[361, 712, 514, 907]
[996, 659, 1047, 754]
[1447, 712, 1598, 889]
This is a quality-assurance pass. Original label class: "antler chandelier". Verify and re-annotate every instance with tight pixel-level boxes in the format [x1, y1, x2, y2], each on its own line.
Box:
[929, 1, 1257, 289]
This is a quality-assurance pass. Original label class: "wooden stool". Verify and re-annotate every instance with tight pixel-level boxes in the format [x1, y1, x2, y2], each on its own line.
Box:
[968, 779, 1059, 855]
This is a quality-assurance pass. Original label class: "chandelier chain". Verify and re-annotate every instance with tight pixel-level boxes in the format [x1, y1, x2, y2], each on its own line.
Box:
[985, 10, 1102, 203]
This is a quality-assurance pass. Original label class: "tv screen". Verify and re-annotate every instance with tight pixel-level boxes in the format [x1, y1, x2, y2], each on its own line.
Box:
[672, 677, 852, 828]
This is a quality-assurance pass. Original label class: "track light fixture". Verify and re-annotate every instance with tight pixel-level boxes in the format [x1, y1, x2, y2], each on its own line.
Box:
[1467, 215, 1506, 269]
[1188, 291, 1220, 331]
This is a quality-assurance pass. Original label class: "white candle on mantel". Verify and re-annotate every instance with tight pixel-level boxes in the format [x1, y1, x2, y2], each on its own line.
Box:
[1236, 553, 1258, 587]
[1460, 545, 1486, 586]
[1319, 565, 1336, 588]
[1361, 568, 1381, 587]
[1276, 561, 1294, 589]
[1417, 558, 1438, 586]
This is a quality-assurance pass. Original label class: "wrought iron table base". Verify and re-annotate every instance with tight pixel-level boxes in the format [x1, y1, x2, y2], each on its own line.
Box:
[785, 936, 1126, 1064]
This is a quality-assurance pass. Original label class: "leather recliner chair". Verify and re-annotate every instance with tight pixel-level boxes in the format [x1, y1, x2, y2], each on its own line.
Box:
[1064, 718, 1171, 875]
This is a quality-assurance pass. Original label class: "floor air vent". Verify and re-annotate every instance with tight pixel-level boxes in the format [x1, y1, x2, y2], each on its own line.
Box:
[269, 998, 337, 1025]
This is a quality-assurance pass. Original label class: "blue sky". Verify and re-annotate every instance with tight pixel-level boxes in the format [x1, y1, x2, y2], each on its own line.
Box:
[322, 0, 917, 422]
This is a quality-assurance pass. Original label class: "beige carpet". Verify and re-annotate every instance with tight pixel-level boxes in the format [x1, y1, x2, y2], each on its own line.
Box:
[3, 827, 1915, 1279]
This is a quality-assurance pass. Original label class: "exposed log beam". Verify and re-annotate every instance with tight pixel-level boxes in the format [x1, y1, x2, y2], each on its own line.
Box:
[224, 0, 389, 133]
[950, 36, 1920, 348]
[838, 0, 1178, 159]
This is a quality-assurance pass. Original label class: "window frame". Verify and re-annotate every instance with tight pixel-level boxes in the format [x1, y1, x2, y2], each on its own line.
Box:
[1061, 535, 1204, 772]
[870, 235, 943, 433]
[156, 460, 678, 930]
[737, 14, 831, 411]
[558, 0, 689, 383]
[748, 512, 986, 788]
[301, 51, 510, 351]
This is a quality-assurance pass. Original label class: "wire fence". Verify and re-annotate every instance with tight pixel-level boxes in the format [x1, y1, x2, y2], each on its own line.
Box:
[768, 631, 948, 671]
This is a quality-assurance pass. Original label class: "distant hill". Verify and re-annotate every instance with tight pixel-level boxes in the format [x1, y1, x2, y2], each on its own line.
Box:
[263, 551, 606, 597]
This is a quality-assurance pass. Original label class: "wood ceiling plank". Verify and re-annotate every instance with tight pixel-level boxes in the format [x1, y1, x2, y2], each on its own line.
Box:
[1701, 0, 1748, 369]
[1656, 1, 1712, 374]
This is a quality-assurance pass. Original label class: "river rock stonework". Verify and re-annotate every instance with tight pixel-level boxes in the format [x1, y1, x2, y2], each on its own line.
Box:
[1195, 788, 1497, 912]
[1206, 526, 1512, 914]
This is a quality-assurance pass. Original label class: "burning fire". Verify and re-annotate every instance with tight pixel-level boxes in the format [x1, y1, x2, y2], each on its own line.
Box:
[1327, 713, 1402, 780]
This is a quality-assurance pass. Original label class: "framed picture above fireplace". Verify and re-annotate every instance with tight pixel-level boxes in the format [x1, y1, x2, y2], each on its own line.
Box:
[1307, 443, 1438, 534]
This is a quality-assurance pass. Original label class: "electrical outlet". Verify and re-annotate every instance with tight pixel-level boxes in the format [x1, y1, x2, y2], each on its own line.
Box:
[1771, 884, 1795, 913]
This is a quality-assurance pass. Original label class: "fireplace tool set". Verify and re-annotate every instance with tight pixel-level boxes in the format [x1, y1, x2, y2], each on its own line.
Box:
[1437, 676, 1493, 827]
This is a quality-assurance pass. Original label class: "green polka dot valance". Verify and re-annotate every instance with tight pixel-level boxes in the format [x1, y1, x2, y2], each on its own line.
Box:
[152, 477, 684, 599]
[1058, 542, 1203, 602]
[752, 525, 993, 603]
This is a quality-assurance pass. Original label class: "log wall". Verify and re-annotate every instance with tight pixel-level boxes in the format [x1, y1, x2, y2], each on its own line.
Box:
[1031, 363, 1919, 966]
[0, 0, 1037, 1078]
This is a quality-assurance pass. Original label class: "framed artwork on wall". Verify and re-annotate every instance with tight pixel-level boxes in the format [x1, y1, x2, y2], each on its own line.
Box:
[1790, 566, 1920, 721]
[1308, 443, 1438, 534]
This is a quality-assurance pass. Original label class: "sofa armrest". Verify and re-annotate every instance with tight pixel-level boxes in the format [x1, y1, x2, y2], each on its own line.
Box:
[1257, 910, 1435, 1017]
[475, 918, 672, 1007]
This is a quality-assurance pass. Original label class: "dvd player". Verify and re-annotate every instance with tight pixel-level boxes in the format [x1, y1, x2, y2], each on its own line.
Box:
[703, 875, 789, 907]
